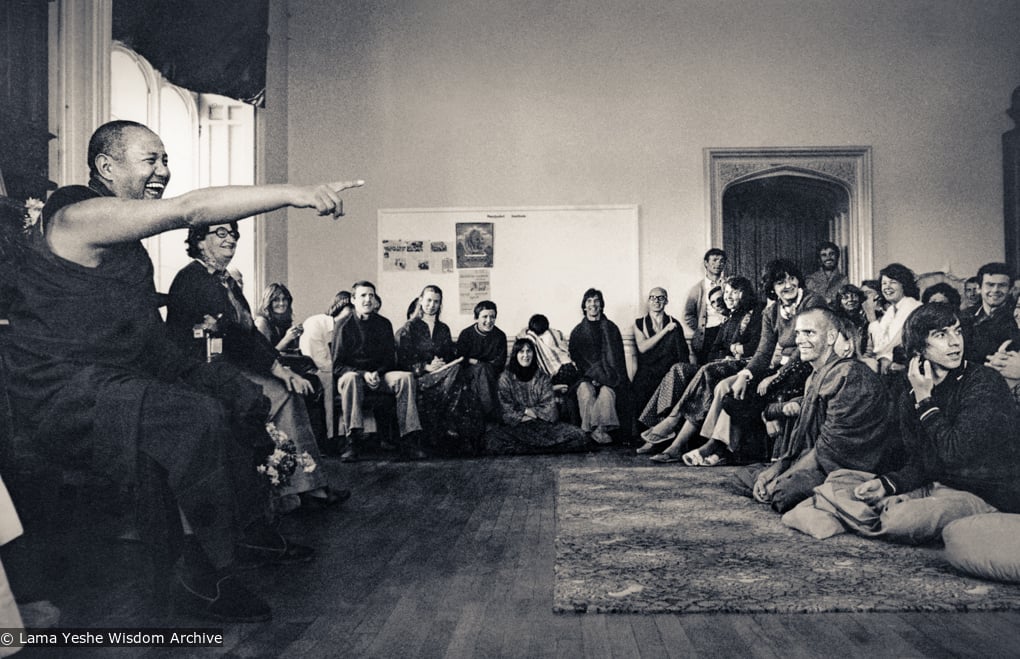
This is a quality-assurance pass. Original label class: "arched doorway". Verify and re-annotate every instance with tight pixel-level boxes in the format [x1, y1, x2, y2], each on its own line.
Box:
[705, 147, 873, 286]
[722, 173, 850, 288]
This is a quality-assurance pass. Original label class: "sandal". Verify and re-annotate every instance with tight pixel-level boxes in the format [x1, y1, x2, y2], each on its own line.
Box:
[682, 449, 705, 466]
[174, 574, 271, 623]
[649, 451, 682, 463]
[701, 452, 731, 467]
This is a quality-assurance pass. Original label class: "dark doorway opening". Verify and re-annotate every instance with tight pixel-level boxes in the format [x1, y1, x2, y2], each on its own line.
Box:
[722, 174, 850, 290]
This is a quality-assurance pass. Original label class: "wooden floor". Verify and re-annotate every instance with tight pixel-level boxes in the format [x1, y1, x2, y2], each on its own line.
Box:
[8, 446, 1020, 658]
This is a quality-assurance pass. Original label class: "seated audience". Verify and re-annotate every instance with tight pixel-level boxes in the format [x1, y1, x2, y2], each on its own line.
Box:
[962, 276, 981, 312]
[965, 262, 1020, 364]
[255, 282, 302, 353]
[1, 119, 362, 622]
[862, 263, 922, 374]
[519, 314, 579, 387]
[166, 224, 342, 513]
[833, 283, 869, 354]
[630, 287, 690, 430]
[299, 290, 353, 448]
[253, 281, 329, 442]
[860, 278, 887, 321]
[804, 240, 849, 305]
[645, 259, 826, 462]
[684, 248, 728, 365]
[396, 285, 473, 451]
[731, 308, 894, 512]
[847, 303, 1020, 544]
[484, 339, 590, 454]
[636, 276, 760, 433]
[456, 300, 508, 424]
[569, 288, 629, 444]
[332, 280, 424, 461]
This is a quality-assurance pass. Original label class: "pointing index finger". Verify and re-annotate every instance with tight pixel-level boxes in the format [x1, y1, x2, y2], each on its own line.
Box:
[332, 180, 365, 192]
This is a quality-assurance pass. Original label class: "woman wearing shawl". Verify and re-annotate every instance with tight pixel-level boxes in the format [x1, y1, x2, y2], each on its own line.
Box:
[568, 288, 629, 444]
[483, 339, 590, 454]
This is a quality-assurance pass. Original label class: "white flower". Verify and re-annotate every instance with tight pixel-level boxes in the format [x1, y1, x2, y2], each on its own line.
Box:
[24, 198, 43, 228]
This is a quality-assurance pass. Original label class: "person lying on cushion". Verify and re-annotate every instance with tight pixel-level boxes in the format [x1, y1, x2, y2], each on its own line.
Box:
[851, 303, 1020, 544]
[733, 307, 895, 513]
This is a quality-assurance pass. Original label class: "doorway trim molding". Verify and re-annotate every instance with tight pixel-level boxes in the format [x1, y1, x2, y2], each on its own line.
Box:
[704, 146, 873, 285]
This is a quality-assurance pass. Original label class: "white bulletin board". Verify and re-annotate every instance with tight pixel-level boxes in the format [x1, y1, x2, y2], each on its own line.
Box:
[377, 206, 640, 340]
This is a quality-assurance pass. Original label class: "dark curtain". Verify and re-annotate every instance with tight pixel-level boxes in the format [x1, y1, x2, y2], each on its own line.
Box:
[0, 0, 54, 201]
[113, 0, 270, 107]
[722, 176, 848, 295]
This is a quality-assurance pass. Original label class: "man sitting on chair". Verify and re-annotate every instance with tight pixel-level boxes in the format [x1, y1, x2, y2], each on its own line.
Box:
[332, 280, 424, 461]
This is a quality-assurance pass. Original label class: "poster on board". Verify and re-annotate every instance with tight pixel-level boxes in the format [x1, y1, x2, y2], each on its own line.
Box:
[458, 269, 491, 313]
[455, 222, 494, 268]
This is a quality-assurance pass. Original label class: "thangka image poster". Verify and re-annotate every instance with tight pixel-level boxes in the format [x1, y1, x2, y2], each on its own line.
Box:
[455, 222, 494, 268]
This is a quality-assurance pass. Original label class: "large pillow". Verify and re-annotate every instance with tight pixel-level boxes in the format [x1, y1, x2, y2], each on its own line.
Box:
[942, 513, 1020, 583]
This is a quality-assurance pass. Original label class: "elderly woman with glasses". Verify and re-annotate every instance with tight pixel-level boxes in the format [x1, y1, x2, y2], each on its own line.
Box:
[165, 222, 344, 513]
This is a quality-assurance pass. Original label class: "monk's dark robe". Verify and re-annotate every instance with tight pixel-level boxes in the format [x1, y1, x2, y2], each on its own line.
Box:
[2, 183, 271, 568]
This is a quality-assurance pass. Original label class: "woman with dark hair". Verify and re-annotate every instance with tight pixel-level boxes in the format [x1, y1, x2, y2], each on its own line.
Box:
[484, 339, 590, 454]
[646, 259, 826, 464]
[846, 302, 1020, 544]
[254, 282, 301, 353]
[833, 283, 869, 354]
[166, 223, 343, 512]
[395, 285, 464, 450]
[862, 263, 922, 374]
[568, 288, 629, 444]
[637, 276, 761, 431]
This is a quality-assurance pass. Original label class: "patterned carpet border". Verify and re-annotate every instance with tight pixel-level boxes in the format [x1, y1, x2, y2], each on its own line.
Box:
[554, 466, 1020, 614]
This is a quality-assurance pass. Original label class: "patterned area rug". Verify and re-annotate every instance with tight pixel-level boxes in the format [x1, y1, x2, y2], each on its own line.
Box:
[554, 466, 1020, 614]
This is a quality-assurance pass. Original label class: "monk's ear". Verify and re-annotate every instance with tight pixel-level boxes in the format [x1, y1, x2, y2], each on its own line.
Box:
[94, 152, 116, 180]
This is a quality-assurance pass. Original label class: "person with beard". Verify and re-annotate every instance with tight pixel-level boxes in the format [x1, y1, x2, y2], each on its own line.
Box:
[804, 241, 849, 305]
[569, 288, 629, 445]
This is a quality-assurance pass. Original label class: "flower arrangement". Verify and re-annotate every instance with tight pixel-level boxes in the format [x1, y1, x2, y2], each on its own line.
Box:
[257, 422, 316, 488]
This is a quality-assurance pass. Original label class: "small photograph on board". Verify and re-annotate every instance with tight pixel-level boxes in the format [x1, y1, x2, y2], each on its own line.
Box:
[381, 239, 408, 271]
[455, 222, 494, 268]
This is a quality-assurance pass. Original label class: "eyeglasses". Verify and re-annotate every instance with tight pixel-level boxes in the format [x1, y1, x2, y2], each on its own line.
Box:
[207, 227, 240, 240]
[648, 295, 667, 303]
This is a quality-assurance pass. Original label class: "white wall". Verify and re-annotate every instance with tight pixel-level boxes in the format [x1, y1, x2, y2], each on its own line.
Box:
[271, 0, 1020, 324]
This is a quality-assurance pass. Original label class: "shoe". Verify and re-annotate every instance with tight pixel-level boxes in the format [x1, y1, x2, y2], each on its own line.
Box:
[234, 536, 315, 570]
[591, 428, 613, 445]
[650, 451, 682, 463]
[174, 574, 271, 623]
[682, 449, 705, 466]
[379, 439, 398, 451]
[299, 487, 351, 511]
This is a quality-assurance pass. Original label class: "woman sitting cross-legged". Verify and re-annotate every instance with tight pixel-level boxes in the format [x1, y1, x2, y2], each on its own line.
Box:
[166, 223, 346, 513]
[482, 339, 591, 455]
[636, 276, 761, 440]
[646, 260, 826, 464]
